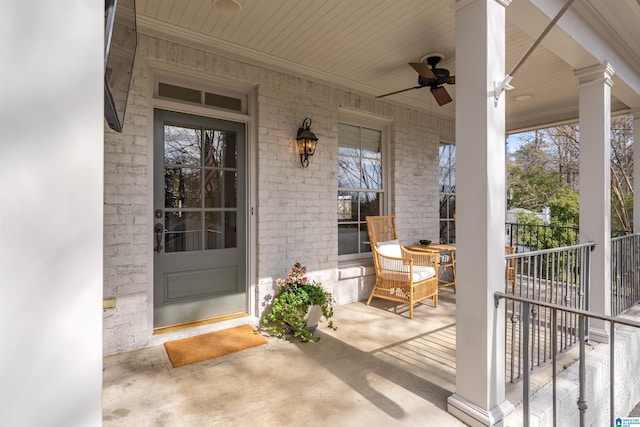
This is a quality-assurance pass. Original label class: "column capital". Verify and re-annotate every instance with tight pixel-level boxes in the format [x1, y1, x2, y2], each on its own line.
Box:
[452, 0, 511, 13]
[574, 61, 615, 88]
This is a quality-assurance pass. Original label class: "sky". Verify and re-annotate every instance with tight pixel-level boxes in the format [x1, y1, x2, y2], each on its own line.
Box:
[506, 130, 534, 154]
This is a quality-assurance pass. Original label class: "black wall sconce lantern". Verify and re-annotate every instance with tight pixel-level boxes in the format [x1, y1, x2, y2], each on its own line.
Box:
[295, 118, 318, 168]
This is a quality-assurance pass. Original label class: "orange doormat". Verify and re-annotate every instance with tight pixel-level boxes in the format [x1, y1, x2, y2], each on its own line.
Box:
[163, 324, 267, 368]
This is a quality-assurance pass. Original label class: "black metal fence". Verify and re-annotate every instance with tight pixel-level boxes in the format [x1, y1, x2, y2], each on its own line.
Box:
[611, 233, 640, 316]
[506, 222, 579, 252]
[504, 242, 595, 384]
[495, 291, 640, 427]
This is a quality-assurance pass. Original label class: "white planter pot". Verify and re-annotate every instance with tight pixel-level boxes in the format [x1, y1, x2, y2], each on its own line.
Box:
[304, 304, 323, 332]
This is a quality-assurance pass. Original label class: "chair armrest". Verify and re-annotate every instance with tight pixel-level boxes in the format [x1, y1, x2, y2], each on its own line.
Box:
[373, 248, 414, 274]
[401, 247, 439, 270]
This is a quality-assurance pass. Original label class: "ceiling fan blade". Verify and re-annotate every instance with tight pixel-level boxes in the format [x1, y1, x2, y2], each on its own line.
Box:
[375, 85, 424, 98]
[409, 63, 437, 80]
[447, 75, 455, 84]
[431, 86, 453, 106]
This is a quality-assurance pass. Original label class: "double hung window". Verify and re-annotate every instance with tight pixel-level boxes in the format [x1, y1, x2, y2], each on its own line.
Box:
[338, 122, 385, 258]
[439, 144, 456, 244]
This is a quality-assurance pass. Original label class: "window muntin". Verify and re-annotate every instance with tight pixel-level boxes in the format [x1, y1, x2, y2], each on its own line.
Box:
[439, 144, 456, 244]
[338, 123, 384, 257]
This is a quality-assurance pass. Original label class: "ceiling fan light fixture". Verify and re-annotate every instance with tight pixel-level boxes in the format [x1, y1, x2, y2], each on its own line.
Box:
[376, 51, 455, 106]
[420, 52, 445, 65]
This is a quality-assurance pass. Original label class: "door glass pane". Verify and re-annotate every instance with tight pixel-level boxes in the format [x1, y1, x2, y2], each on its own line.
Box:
[204, 212, 237, 249]
[204, 170, 223, 208]
[224, 132, 237, 168]
[224, 171, 237, 208]
[164, 125, 201, 165]
[205, 212, 223, 249]
[165, 212, 201, 252]
[165, 168, 201, 208]
[204, 129, 238, 168]
[204, 129, 224, 167]
[225, 212, 237, 248]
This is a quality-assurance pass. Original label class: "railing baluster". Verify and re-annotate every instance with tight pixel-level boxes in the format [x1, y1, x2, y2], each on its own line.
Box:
[610, 322, 615, 427]
[511, 301, 518, 383]
[523, 300, 530, 427]
[552, 308, 557, 426]
[577, 314, 587, 427]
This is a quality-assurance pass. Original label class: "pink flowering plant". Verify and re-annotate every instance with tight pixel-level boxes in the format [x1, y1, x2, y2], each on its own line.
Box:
[263, 262, 336, 342]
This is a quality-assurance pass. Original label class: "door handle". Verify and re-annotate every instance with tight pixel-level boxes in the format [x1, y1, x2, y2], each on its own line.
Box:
[154, 222, 164, 253]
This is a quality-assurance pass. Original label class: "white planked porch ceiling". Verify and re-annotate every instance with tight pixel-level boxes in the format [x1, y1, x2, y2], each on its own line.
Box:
[136, 0, 640, 133]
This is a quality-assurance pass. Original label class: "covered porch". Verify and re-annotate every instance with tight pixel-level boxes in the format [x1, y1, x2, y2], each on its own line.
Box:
[4, 0, 640, 426]
[102, 290, 461, 426]
[103, 287, 640, 425]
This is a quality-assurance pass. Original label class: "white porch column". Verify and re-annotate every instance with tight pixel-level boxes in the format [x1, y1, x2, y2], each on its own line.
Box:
[633, 111, 640, 233]
[1, 1, 103, 425]
[575, 63, 614, 342]
[447, 0, 514, 425]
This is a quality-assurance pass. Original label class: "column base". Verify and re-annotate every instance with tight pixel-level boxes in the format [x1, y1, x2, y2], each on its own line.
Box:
[448, 393, 514, 427]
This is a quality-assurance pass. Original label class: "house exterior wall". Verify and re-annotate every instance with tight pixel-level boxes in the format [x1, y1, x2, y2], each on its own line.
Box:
[103, 32, 454, 355]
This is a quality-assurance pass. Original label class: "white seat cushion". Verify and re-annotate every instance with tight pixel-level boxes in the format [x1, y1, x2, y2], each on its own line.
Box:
[412, 265, 436, 282]
[376, 239, 402, 258]
[376, 239, 436, 282]
[380, 265, 436, 283]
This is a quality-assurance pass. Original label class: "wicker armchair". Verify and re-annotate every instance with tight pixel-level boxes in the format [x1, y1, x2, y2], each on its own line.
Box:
[365, 215, 439, 318]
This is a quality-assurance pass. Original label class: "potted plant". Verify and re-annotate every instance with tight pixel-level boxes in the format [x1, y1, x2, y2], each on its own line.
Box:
[262, 262, 337, 342]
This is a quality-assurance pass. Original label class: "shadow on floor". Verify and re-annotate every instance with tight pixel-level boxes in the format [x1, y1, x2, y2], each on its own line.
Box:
[103, 289, 465, 426]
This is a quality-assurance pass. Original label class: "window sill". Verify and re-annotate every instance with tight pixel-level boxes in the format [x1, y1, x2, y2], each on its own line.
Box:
[338, 258, 375, 280]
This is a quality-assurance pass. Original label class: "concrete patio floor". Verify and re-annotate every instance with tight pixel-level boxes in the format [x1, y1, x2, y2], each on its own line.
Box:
[103, 289, 467, 426]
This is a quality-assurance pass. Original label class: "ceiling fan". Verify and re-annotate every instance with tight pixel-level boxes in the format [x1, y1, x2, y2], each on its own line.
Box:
[375, 53, 456, 106]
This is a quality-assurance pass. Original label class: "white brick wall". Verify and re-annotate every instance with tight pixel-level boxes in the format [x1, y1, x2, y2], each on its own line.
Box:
[103, 33, 454, 355]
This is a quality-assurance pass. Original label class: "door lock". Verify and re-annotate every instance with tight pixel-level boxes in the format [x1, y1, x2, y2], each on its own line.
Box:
[154, 222, 164, 253]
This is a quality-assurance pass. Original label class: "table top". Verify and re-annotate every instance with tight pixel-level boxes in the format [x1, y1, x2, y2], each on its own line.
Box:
[407, 243, 456, 252]
[427, 244, 456, 251]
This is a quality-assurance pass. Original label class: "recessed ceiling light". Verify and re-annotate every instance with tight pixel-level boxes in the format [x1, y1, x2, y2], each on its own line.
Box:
[213, 0, 242, 14]
[514, 95, 532, 101]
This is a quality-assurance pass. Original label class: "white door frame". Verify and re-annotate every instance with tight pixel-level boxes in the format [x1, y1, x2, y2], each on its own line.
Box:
[145, 62, 258, 335]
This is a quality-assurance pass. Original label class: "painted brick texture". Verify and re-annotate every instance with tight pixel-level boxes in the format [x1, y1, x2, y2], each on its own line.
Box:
[102, 33, 454, 355]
